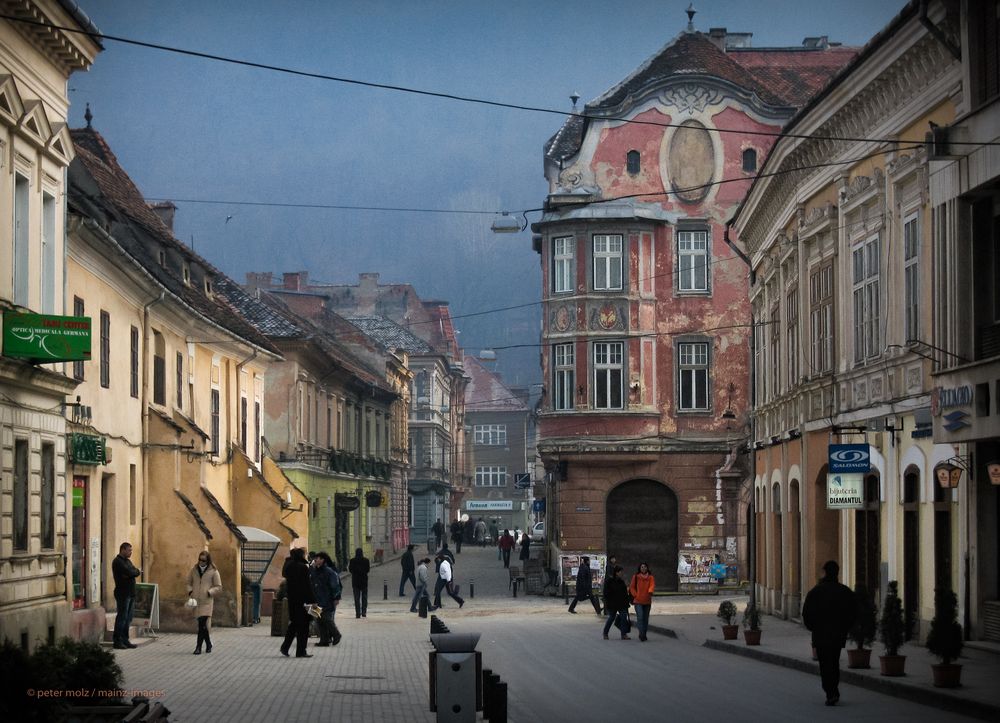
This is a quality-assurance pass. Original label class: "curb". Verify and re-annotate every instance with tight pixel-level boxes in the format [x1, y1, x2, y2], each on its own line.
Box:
[695, 634, 1000, 722]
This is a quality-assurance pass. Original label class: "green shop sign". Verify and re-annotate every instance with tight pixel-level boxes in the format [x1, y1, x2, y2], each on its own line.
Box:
[2, 313, 92, 362]
[69, 433, 106, 465]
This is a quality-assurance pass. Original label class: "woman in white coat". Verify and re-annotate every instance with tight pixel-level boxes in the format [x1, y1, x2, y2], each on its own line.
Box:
[187, 551, 222, 654]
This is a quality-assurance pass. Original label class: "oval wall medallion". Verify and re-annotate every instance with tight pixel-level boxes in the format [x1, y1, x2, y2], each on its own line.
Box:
[665, 119, 714, 204]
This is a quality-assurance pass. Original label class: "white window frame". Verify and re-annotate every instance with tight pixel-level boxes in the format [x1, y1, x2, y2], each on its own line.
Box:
[677, 230, 709, 292]
[473, 424, 507, 446]
[903, 212, 920, 343]
[13, 172, 30, 307]
[552, 236, 574, 294]
[677, 341, 710, 411]
[852, 234, 881, 362]
[41, 192, 56, 314]
[786, 286, 799, 387]
[475, 465, 507, 487]
[809, 263, 834, 374]
[593, 341, 624, 409]
[592, 234, 623, 291]
[553, 343, 575, 411]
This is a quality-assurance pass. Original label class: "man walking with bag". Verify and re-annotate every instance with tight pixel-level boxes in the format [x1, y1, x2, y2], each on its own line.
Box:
[568, 556, 602, 615]
[802, 560, 857, 706]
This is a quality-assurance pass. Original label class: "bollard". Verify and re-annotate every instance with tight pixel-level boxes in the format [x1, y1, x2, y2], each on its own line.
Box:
[419, 595, 429, 618]
[485, 674, 500, 720]
[493, 681, 507, 723]
[562, 582, 569, 605]
[429, 633, 481, 722]
[383, 580, 388, 600]
[470, 579, 475, 599]
[481, 668, 492, 719]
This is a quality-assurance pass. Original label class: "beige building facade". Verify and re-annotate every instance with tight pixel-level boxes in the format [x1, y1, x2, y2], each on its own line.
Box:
[0, 1, 100, 651]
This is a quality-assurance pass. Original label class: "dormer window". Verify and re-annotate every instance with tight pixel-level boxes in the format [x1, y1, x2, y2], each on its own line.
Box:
[626, 150, 640, 175]
[205, 277, 214, 295]
[158, 248, 166, 267]
[182, 263, 191, 285]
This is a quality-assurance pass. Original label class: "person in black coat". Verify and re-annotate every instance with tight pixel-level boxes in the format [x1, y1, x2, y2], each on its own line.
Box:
[568, 556, 602, 615]
[399, 544, 416, 597]
[802, 560, 858, 706]
[601, 565, 631, 640]
[280, 547, 315, 658]
[348, 548, 370, 618]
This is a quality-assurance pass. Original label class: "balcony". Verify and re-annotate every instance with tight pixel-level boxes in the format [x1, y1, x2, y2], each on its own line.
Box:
[327, 450, 391, 481]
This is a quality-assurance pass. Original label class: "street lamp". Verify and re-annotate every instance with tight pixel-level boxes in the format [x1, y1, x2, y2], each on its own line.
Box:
[934, 457, 967, 489]
[490, 211, 528, 234]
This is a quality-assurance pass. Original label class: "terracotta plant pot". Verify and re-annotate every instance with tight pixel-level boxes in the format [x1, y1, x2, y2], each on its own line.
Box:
[743, 629, 761, 646]
[847, 647, 872, 669]
[879, 654, 906, 676]
[722, 624, 739, 640]
[931, 663, 962, 688]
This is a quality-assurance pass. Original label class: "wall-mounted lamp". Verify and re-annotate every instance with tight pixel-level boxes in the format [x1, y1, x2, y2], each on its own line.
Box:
[986, 460, 1000, 486]
[933, 456, 967, 489]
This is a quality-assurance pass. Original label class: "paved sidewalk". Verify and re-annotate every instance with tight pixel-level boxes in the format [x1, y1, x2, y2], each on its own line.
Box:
[647, 598, 1000, 721]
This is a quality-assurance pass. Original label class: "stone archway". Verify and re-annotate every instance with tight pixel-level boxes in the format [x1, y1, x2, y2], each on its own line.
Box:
[606, 479, 678, 590]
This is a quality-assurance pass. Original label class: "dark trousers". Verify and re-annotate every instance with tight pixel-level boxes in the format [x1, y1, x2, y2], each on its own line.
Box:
[353, 586, 368, 617]
[281, 605, 310, 656]
[433, 577, 464, 607]
[453, 537, 462, 553]
[816, 645, 842, 699]
[113, 593, 134, 644]
[195, 615, 212, 651]
[399, 571, 416, 596]
[501, 549, 511, 568]
[569, 592, 601, 614]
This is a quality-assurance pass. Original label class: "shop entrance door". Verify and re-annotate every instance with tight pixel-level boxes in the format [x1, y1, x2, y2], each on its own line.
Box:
[606, 479, 678, 590]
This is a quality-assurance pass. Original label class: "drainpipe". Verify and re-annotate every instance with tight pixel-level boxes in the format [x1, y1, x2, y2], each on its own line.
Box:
[725, 218, 757, 607]
[140, 291, 165, 579]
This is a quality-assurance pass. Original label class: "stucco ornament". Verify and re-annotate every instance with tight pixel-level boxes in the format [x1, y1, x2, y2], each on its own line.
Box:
[558, 169, 583, 188]
[661, 84, 725, 115]
[666, 119, 715, 203]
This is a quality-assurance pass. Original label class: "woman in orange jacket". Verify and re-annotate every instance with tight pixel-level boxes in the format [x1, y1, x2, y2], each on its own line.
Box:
[628, 562, 655, 641]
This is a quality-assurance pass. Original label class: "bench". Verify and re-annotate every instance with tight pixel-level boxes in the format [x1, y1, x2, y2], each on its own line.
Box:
[508, 565, 525, 597]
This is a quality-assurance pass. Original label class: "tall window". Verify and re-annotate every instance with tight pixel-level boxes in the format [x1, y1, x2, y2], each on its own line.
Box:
[786, 287, 799, 386]
[41, 443, 55, 549]
[770, 306, 780, 397]
[42, 193, 56, 314]
[475, 466, 507, 487]
[152, 331, 165, 405]
[742, 148, 758, 173]
[13, 439, 28, 551]
[677, 341, 709, 411]
[903, 213, 920, 342]
[626, 150, 640, 175]
[14, 173, 29, 307]
[809, 262, 834, 373]
[474, 424, 507, 445]
[852, 235, 881, 362]
[210, 388, 220, 455]
[552, 236, 574, 293]
[240, 396, 248, 451]
[130, 326, 140, 398]
[593, 235, 623, 291]
[553, 343, 575, 411]
[73, 297, 85, 380]
[255, 400, 262, 462]
[677, 230, 709, 292]
[176, 352, 184, 408]
[100, 311, 110, 388]
[593, 341, 624, 409]
[969, 0, 1000, 108]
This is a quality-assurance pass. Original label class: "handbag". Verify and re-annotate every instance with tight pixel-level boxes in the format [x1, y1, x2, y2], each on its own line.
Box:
[614, 609, 632, 634]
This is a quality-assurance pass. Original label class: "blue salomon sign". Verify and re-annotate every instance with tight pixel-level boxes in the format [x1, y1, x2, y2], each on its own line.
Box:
[829, 444, 871, 473]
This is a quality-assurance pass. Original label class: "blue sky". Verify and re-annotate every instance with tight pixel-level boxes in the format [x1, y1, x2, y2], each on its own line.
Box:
[67, 1, 904, 385]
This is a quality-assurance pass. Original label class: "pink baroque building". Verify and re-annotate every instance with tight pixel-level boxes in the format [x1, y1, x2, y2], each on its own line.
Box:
[532, 12, 856, 589]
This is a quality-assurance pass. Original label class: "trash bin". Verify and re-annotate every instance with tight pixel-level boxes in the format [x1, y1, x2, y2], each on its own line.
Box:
[429, 633, 481, 722]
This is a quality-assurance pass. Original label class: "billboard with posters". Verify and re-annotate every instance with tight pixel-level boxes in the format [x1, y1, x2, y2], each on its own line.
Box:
[558, 553, 607, 594]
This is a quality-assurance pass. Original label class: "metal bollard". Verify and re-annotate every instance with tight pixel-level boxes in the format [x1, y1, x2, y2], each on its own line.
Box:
[383, 580, 388, 600]
[485, 674, 501, 720]
[419, 595, 429, 618]
[469, 579, 474, 599]
[481, 669, 492, 718]
[493, 681, 507, 723]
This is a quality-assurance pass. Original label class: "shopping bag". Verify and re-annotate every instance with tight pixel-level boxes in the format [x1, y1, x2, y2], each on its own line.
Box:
[617, 610, 632, 634]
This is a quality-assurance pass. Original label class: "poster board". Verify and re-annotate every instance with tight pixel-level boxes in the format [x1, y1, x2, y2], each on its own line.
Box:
[558, 553, 607, 595]
[132, 583, 160, 631]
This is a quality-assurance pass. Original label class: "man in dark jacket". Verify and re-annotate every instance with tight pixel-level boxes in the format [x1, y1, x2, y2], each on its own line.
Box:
[568, 556, 602, 615]
[431, 519, 444, 549]
[280, 547, 315, 658]
[112, 542, 142, 649]
[802, 560, 857, 706]
[348, 548, 370, 618]
[399, 544, 416, 596]
[309, 551, 342, 646]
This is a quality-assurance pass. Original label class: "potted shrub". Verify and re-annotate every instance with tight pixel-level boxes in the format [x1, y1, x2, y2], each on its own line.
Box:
[926, 587, 964, 688]
[717, 599, 739, 640]
[879, 580, 906, 676]
[847, 584, 877, 668]
[742, 601, 762, 645]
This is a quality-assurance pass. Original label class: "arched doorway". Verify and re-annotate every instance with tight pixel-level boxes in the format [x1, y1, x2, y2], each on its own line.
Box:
[855, 474, 880, 594]
[813, 464, 840, 577]
[606, 479, 678, 590]
[903, 468, 920, 640]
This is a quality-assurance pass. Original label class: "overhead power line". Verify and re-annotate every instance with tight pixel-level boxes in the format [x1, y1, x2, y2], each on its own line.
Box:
[3, 13, 996, 149]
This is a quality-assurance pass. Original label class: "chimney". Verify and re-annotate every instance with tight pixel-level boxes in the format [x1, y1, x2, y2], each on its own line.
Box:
[357, 273, 379, 315]
[708, 27, 727, 50]
[802, 36, 829, 49]
[149, 201, 177, 232]
[283, 271, 308, 291]
[245, 271, 273, 290]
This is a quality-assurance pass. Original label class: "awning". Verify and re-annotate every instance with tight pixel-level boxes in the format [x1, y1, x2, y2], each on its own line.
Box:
[237, 526, 281, 544]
